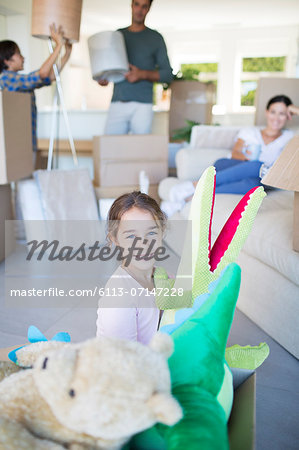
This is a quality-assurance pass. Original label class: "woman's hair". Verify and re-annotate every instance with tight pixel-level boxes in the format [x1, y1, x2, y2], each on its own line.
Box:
[266, 95, 292, 110]
[0, 40, 19, 73]
[107, 191, 167, 244]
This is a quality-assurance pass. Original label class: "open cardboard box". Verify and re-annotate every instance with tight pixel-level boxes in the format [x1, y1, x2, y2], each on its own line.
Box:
[0, 347, 255, 449]
[254, 77, 299, 128]
[94, 183, 160, 204]
[0, 184, 14, 263]
[0, 91, 33, 184]
[262, 135, 299, 252]
[169, 80, 216, 139]
[229, 369, 256, 450]
[93, 135, 168, 188]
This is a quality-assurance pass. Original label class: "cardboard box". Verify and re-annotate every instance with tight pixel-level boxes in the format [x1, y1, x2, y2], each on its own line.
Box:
[255, 78, 299, 127]
[0, 91, 33, 184]
[294, 192, 299, 252]
[0, 184, 14, 262]
[229, 371, 256, 450]
[262, 135, 299, 251]
[93, 135, 168, 187]
[169, 80, 216, 138]
[0, 346, 17, 362]
[94, 184, 160, 204]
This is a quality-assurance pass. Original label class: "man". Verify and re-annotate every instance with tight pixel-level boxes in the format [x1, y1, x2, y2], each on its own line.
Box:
[99, 0, 173, 134]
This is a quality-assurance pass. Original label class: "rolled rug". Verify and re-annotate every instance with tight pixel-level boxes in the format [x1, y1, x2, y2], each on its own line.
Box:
[88, 31, 129, 83]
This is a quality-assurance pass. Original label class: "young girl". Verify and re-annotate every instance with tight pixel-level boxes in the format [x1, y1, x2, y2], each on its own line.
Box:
[0, 23, 72, 153]
[96, 191, 167, 345]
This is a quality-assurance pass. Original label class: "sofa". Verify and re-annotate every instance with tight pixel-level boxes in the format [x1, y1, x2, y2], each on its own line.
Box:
[159, 125, 299, 358]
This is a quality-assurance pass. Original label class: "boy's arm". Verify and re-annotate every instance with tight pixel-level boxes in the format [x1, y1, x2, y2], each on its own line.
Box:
[39, 23, 64, 81]
[58, 41, 72, 73]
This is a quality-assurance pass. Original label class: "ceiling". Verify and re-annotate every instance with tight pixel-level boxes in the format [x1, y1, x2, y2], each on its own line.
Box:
[81, 0, 299, 35]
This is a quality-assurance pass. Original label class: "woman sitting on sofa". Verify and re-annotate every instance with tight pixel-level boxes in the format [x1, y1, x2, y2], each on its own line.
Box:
[164, 95, 295, 213]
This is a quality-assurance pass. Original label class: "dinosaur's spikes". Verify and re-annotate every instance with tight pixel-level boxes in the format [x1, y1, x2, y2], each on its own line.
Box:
[190, 170, 265, 299]
[160, 166, 265, 328]
[190, 167, 216, 281]
[28, 326, 47, 343]
[210, 186, 266, 275]
[168, 264, 241, 391]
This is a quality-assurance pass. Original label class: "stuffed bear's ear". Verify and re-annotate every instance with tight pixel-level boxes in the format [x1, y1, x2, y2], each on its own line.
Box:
[147, 392, 182, 425]
[148, 333, 173, 358]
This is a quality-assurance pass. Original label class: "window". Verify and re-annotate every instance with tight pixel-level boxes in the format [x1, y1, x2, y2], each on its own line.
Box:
[180, 63, 218, 89]
[241, 57, 286, 106]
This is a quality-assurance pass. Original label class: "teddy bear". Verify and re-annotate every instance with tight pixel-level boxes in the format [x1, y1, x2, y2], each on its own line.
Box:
[0, 333, 182, 449]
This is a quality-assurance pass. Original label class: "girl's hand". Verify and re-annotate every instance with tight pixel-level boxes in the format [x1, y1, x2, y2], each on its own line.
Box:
[50, 23, 64, 47]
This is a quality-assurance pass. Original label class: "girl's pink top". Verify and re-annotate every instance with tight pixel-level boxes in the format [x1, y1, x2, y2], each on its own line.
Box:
[96, 266, 159, 345]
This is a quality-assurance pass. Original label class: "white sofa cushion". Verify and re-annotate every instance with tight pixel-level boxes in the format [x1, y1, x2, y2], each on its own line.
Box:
[176, 147, 231, 181]
[190, 125, 241, 149]
[175, 125, 243, 181]
[237, 251, 299, 359]
[211, 191, 299, 286]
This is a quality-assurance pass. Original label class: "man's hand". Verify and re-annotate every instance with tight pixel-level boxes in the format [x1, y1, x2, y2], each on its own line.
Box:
[125, 64, 144, 83]
[98, 79, 109, 86]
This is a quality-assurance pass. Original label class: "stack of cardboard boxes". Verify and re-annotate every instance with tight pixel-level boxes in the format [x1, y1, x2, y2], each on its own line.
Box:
[92, 134, 168, 204]
[169, 80, 216, 139]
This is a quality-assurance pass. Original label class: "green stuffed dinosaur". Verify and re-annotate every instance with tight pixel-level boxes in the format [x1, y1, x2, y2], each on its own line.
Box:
[129, 263, 244, 449]
[129, 263, 268, 449]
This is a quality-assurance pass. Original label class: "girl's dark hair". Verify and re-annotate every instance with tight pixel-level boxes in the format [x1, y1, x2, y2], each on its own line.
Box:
[107, 191, 167, 244]
[266, 95, 292, 110]
[0, 40, 19, 73]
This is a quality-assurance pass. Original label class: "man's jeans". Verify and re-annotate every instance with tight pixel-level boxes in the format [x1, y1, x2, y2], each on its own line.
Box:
[104, 101, 153, 135]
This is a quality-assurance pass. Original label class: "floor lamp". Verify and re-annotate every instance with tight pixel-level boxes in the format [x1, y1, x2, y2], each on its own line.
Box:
[31, 0, 83, 170]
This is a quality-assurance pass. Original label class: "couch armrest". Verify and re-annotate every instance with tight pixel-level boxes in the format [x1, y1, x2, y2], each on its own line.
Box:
[176, 147, 231, 181]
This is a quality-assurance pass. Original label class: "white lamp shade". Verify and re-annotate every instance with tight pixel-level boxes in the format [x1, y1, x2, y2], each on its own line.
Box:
[31, 0, 83, 43]
[88, 31, 129, 83]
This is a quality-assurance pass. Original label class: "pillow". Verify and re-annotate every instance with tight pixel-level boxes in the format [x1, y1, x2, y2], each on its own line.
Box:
[190, 125, 241, 149]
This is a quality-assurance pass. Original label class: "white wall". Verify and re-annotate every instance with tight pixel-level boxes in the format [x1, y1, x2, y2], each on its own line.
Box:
[37, 110, 168, 139]
[0, 15, 6, 38]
